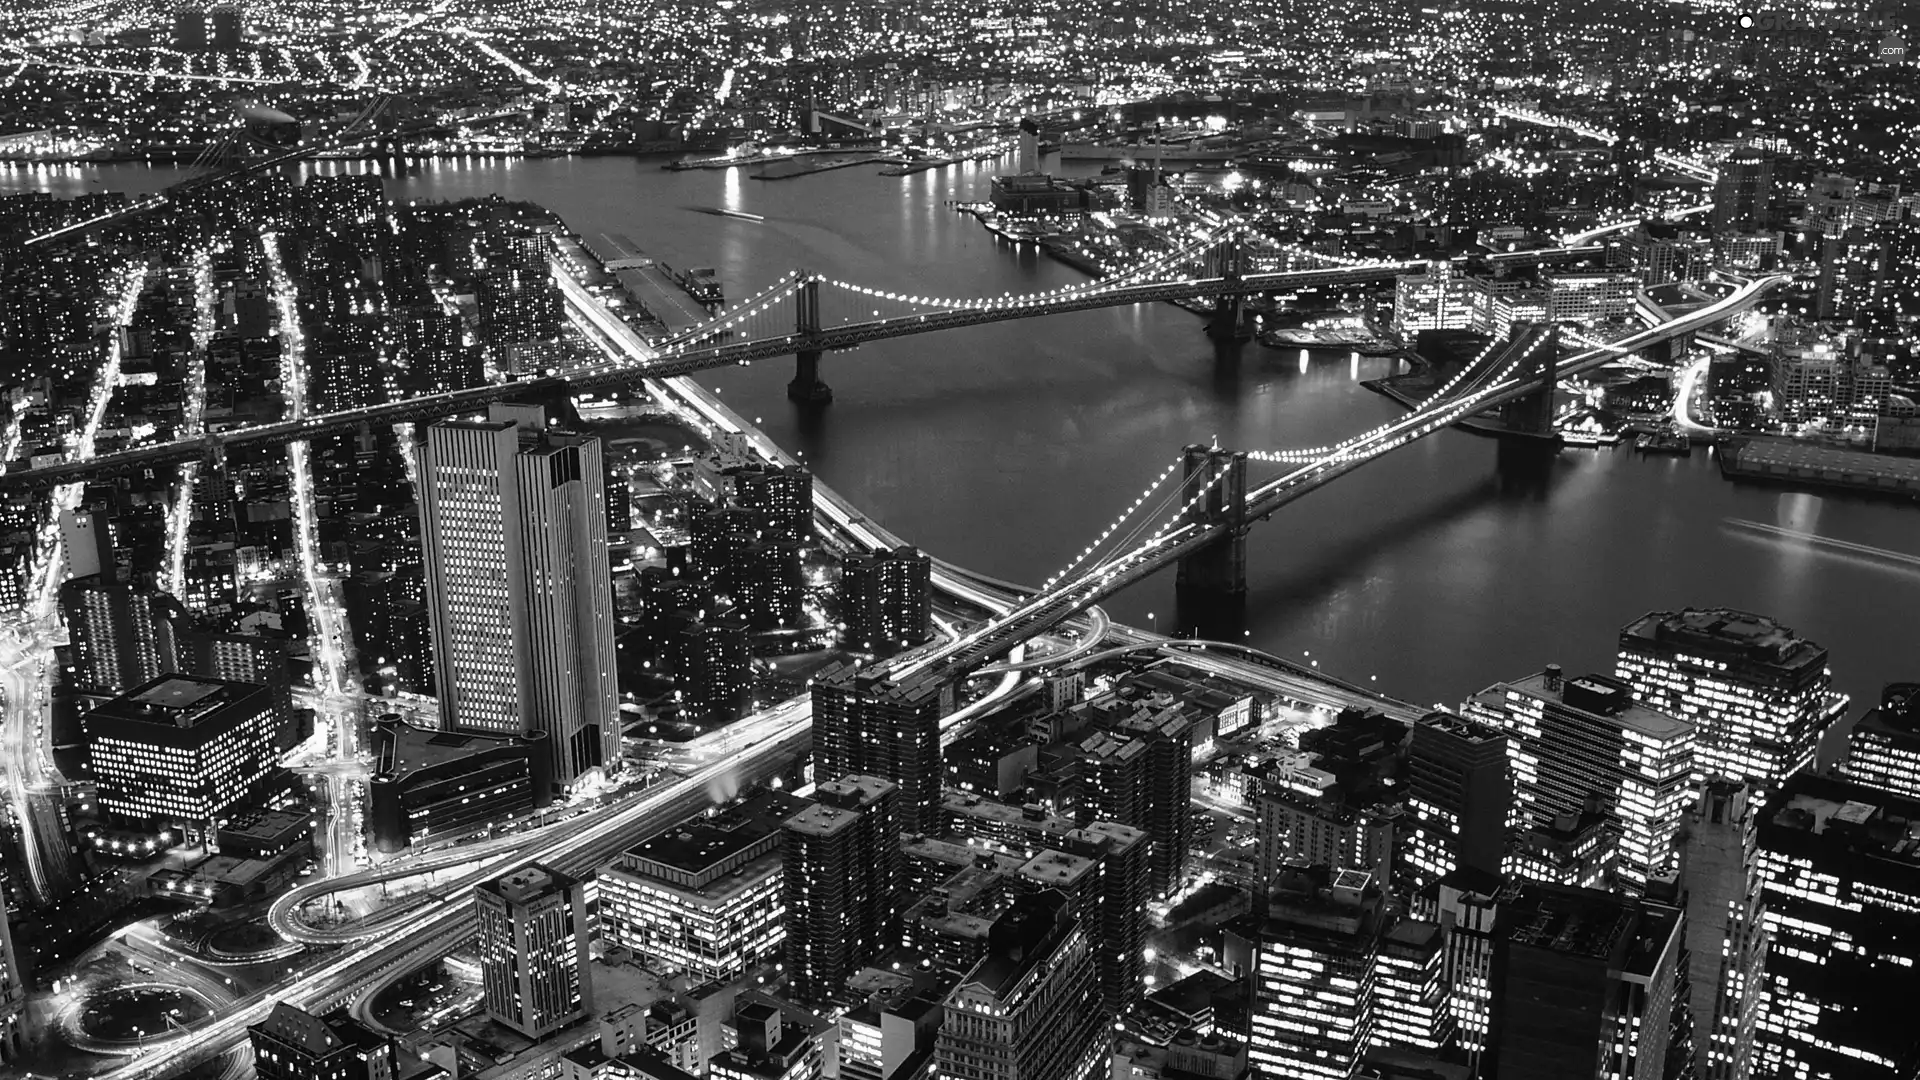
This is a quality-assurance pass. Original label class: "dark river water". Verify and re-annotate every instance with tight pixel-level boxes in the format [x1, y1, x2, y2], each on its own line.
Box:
[9, 156, 1917, 714]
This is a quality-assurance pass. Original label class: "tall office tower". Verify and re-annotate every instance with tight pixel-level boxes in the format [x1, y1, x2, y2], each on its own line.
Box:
[1711, 150, 1774, 233]
[810, 664, 949, 833]
[1678, 781, 1767, 1080]
[840, 547, 932, 657]
[476, 864, 594, 1040]
[734, 465, 813, 546]
[1373, 920, 1453, 1056]
[249, 1002, 395, 1080]
[417, 405, 619, 786]
[1463, 667, 1694, 895]
[59, 575, 185, 696]
[935, 890, 1106, 1080]
[1487, 885, 1684, 1080]
[85, 675, 282, 843]
[783, 776, 903, 1008]
[1226, 866, 1385, 1079]
[1839, 683, 1920, 800]
[1615, 608, 1840, 791]
[1753, 773, 1920, 1079]
[0, 897, 22, 1062]
[1423, 868, 1504, 1067]
[1405, 711, 1511, 891]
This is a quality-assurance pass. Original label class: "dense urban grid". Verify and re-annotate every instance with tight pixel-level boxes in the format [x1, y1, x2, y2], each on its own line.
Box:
[0, 0, 1917, 1079]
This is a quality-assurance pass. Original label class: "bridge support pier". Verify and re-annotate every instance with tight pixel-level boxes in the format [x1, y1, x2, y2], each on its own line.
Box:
[787, 274, 832, 405]
[1174, 443, 1250, 602]
[1497, 322, 1561, 439]
[1206, 238, 1254, 342]
[789, 350, 833, 404]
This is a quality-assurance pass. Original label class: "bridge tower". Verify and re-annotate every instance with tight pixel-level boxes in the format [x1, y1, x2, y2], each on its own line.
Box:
[1207, 237, 1253, 343]
[788, 274, 833, 405]
[1498, 322, 1562, 438]
[1175, 443, 1250, 597]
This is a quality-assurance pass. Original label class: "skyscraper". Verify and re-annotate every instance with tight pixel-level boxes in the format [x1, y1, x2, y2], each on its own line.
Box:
[1464, 667, 1694, 895]
[1615, 608, 1840, 791]
[1228, 865, 1384, 1079]
[810, 664, 949, 833]
[935, 890, 1106, 1080]
[417, 405, 618, 786]
[1752, 773, 1920, 1079]
[0, 896, 23, 1062]
[840, 547, 932, 657]
[1487, 884, 1684, 1080]
[1405, 710, 1511, 891]
[783, 775, 902, 1008]
[1678, 781, 1767, 1080]
[476, 864, 594, 1040]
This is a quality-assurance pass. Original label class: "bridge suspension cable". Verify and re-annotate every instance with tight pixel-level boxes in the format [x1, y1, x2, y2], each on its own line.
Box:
[1040, 460, 1183, 591]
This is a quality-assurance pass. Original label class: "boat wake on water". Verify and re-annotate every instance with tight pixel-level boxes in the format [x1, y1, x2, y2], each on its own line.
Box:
[1723, 518, 1920, 573]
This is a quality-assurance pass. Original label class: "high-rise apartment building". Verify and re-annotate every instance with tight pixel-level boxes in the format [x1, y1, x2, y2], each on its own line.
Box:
[1615, 608, 1841, 791]
[1463, 667, 1694, 895]
[1839, 682, 1920, 800]
[733, 465, 813, 546]
[85, 674, 282, 843]
[476, 864, 594, 1040]
[1753, 773, 1920, 1080]
[417, 405, 618, 786]
[671, 618, 753, 727]
[783, 775, 903, 1008]
[60, 574, 184, 696]
[1405, 711, 1510, 891]
[840, 547, 932, 657]
[250, 1002, 396, 1080]
[1487, 884, 1684, 1080]
[810, 665, 949, 833]
[1679, 781, 1767, 1080]
[935, 890, 1106, 1080]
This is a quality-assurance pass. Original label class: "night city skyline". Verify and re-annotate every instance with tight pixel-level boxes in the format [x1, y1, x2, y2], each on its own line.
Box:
[0, 1, 1918, 1079]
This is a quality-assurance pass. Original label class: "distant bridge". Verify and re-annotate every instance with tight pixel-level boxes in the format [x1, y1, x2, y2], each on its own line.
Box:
[0, 225, 1419, 490]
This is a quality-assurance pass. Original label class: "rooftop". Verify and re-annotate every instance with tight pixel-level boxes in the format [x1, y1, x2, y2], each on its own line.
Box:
[1481, 670, 1692, 742]
[483, 864, 575, 906]
[622, 791, 805, 887]
[1620, 607, 1828, 674]
[93, 674, 264, 730]
[1503, 884, 1636, 960]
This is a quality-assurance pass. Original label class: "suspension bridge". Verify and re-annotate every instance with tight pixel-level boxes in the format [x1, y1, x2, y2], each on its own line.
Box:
[865, 272, 1788, 693]
[0, 224, 1419, 491]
